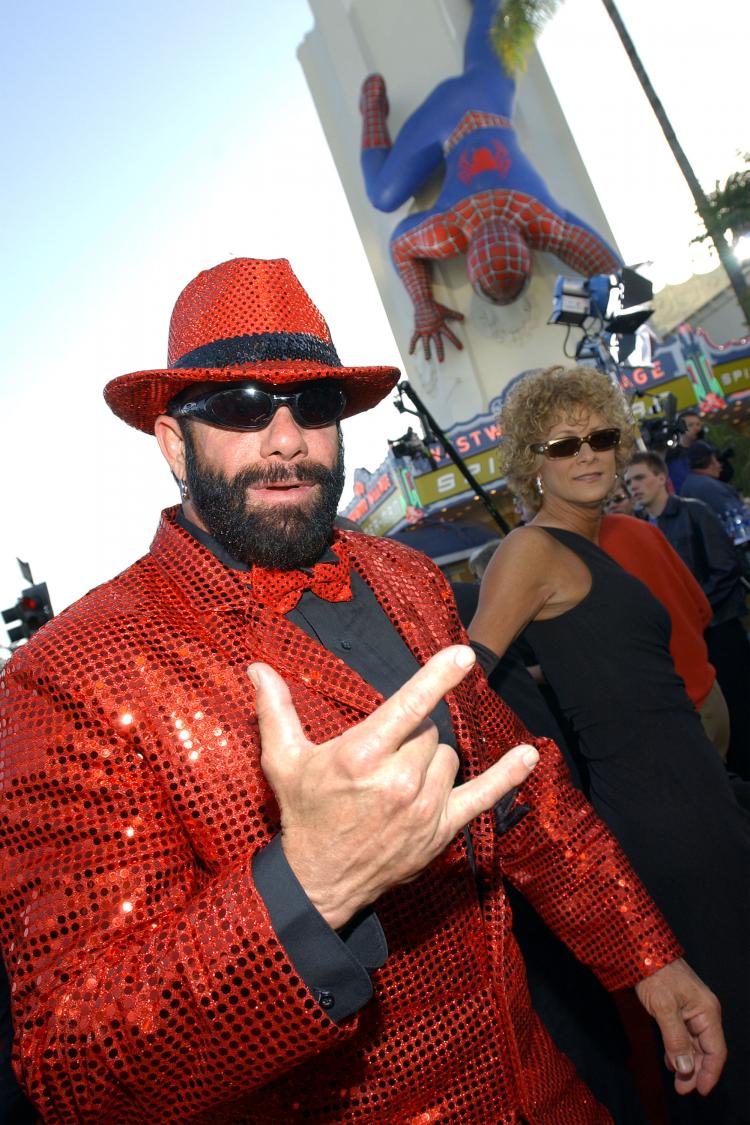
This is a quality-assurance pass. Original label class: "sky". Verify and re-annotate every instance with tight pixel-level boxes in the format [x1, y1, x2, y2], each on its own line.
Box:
[1, 0, 748, 632]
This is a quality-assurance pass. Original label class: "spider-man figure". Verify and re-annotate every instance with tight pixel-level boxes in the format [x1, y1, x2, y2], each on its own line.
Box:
[360, 0, 621, 360]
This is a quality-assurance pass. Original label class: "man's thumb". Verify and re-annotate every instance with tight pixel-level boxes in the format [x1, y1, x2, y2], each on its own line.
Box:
[248, 663, 305, 755]
[658, 1016, 695, 1078]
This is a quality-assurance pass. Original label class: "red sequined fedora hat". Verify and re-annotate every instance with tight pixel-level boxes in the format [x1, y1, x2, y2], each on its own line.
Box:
[104, 257, 401, 433]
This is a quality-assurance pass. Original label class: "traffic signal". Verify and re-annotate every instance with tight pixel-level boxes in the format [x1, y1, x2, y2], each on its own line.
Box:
[2, 583, 53, 645]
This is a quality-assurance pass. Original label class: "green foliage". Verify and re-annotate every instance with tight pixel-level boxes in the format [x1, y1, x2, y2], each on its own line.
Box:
[491, 0, 562, 76]
[701, 420, 750, 498]
[694, 153, 750, 246]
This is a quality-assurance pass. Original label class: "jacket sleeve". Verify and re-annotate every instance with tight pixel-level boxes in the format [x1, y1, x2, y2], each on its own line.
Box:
[687, 500, 742, 613]
[0, 653, 357, 1124]
[492, 721, 683, 991]
[656, 525, 713, 629]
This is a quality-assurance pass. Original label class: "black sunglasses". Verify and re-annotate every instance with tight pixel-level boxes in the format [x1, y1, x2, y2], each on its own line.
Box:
[168, 379, 347, 431]
[530, 427, 621, 460]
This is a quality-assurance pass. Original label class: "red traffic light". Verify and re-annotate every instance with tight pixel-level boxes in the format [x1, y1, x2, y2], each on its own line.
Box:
[2, 583, 53, 646]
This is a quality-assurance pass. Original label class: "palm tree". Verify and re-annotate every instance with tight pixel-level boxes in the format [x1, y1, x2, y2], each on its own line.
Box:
[600, 0, 750, 330]
[694, 156, 750, 251]
[490, 0, 561, 75]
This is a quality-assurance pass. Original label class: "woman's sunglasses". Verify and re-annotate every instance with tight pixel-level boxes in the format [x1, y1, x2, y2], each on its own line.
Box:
[530, 427, 621, 460]
[168, 379, 347, 431]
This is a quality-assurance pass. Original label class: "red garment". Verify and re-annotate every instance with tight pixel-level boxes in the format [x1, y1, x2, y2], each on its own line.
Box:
[251, 539, 353, 614]
[0, 510, 681, 1124]
[599, 514, 715, 708]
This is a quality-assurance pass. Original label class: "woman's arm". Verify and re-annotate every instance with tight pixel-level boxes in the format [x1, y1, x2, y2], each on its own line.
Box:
[468, 527, 559, 655]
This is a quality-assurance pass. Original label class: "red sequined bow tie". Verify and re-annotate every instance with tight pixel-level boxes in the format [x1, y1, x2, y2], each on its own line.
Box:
[251, 541, 353, 615]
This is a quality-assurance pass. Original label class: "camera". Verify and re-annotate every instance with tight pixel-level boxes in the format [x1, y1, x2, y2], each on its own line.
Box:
[640, 417, 680, 451]
[636, 392, 681, 452]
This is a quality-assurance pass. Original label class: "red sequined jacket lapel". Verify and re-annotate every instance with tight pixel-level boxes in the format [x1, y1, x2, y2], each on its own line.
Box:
[149, 509, 473, 738]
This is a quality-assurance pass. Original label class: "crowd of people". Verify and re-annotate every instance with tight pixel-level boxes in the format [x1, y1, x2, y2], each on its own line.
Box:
[624, 449, 750, 777]
[0, 261, 748, 1125]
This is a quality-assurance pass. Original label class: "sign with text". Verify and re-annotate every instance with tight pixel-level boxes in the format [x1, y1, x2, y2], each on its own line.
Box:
[359, 489, 408, 536]
[415, 449, 503, 507]
[714, 356, 750, 397]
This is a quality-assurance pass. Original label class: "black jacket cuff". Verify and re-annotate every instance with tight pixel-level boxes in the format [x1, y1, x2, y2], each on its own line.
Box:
[253, 835, 387, 1022]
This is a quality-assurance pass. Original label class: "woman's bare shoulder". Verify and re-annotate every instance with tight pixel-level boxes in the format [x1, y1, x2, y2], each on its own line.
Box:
[480, 525, 561, 598]
[470, 526, 560, 648]
[492, 524, 559, 563]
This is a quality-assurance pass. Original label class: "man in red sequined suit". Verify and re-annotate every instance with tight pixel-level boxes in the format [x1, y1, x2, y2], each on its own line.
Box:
[0, 259, 725, 1124]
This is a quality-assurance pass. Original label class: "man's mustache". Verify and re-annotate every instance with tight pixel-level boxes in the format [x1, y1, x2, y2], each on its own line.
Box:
[232, 460, 334, 489]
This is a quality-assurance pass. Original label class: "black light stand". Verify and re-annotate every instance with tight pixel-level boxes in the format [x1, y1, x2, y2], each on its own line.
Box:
[395, 381, 511, 535]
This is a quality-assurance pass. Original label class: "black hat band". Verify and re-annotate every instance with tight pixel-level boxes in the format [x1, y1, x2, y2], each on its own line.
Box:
[173, 331, 342, 370]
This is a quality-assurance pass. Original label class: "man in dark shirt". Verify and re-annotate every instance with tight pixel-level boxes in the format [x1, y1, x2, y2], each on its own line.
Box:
[626, 450, 750, 778]
[0, 259, 725, 1124]
[681, 440, 750, 537]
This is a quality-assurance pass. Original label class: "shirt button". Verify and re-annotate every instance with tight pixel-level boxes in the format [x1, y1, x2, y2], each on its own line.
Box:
[340, 640, 352, 651]
[317, 990, 335, 1010]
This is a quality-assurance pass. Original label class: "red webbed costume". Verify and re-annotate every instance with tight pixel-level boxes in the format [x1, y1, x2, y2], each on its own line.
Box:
[0, 513, 680, 1123]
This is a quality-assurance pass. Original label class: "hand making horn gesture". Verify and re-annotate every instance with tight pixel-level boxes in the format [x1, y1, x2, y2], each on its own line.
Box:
[248, 645, 539, 930]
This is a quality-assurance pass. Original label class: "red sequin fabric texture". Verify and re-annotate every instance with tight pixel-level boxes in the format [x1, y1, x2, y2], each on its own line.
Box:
[0, 511, 681, 1123]
[251, 539, 352, 615]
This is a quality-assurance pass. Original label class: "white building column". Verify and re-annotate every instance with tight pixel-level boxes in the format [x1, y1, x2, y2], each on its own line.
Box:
[299, 0, 619, 431]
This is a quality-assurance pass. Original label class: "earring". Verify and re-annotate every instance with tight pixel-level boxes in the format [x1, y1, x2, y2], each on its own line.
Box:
[535, 475, 544, 495]
[178, 479, 190, 501]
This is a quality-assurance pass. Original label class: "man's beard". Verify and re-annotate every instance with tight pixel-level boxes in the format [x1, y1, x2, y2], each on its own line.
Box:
[182, 425, 346, 569]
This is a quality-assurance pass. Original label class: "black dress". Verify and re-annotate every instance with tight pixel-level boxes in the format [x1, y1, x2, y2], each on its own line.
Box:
[523, 527, 750, 1125]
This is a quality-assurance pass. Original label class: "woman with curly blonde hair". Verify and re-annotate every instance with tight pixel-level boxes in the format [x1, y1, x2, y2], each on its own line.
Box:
[500, 364, 636, 515]
[469, 364, 749, 1124]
